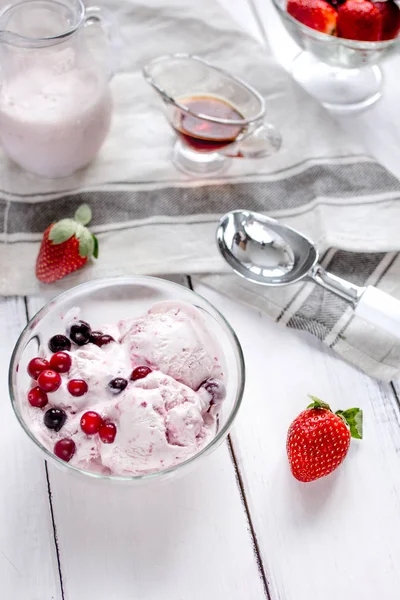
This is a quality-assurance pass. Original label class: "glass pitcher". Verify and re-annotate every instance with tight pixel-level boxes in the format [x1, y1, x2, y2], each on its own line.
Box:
[0, 0, 119, 178]
[143, 54, 282, 177]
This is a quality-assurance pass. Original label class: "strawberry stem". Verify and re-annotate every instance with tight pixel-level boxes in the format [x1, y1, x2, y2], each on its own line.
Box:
[307, 395, 331, 411]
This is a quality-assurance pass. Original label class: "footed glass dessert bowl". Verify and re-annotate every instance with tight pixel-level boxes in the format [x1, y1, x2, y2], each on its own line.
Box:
[272, 0, 400, 112]
[9, 277, 245, 484]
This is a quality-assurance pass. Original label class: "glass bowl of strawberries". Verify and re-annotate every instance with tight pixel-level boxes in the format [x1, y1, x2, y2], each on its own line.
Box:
[272, 0, 400, 111]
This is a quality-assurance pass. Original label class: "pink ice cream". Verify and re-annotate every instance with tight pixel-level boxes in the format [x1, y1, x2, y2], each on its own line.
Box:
[24, 301, 226, 476]
[120, 302, 224, 390]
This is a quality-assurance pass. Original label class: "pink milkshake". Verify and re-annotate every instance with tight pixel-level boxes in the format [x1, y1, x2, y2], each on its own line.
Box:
[0, 48, 112, 178]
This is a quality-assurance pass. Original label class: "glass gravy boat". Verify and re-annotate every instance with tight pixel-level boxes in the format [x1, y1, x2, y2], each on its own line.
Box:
[143, 54, 282, 177]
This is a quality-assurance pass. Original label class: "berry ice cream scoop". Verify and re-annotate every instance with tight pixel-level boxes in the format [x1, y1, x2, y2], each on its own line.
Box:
[23, 301, 227, 476]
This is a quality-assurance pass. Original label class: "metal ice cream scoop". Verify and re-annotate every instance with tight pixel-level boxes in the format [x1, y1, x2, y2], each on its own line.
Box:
[217, 209, 400, 339]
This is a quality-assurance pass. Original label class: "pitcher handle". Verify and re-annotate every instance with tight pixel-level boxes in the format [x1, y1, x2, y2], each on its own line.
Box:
[84, 5, 122, 77]
[226, 119, 282, 158]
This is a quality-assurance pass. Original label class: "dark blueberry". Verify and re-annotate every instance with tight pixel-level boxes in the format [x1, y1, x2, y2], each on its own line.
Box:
[89, 331, 103, 344]
[44, 407, 67, 432]
[201, 378, 226, 405]
[90, 331, 115, 347]
[68, 320, 92, 346]
[108, 378, 128, 394]
[49, 334, 71, 353]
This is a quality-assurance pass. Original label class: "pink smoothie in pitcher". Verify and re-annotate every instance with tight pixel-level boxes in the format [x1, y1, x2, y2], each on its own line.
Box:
[0, 52, 112, 178]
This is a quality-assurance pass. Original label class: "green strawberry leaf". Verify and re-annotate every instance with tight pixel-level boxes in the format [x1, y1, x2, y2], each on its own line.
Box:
[78, 228, 95, 258]
[49, 219, 77, 245]
[74, 204, 92, 226]
[74, 222, 85, 239]
[307, 395, 331, 411]
[336, 408, 363, 440]
[92, 234, 99, 259]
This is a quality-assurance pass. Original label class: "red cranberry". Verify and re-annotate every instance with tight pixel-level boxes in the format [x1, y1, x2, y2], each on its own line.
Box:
[27, 357, 49, 379]
[99, 422, 117, 444]
[108, 378, 128, 394]
[80, 411, 103, 435]
[68, 320, 92, 346]
[67, 379, 88, 397]
[37, 369, 62, 393]
[54, 438, 76, 462]
[90, 331, 115, 347]
[28, 386, 48, 408]
[44, 408, 67, 431]
[49, 335, 71, 353]
[50, 352, 72, 373]
[131, 366, 152, 381]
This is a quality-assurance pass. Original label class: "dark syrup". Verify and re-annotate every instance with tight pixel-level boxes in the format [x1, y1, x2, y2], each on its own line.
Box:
[176, 95, 245, 153]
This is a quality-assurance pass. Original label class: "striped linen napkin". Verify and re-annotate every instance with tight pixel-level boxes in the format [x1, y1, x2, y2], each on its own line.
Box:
[1, 0, 400, 380]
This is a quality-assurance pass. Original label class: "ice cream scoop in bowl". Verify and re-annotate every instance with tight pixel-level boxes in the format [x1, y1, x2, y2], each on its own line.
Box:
[9, 277, 245, 484]
[272, 0, 400, 111]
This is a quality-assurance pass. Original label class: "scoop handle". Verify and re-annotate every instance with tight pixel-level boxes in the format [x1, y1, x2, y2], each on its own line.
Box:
[355, 286, 400, 339]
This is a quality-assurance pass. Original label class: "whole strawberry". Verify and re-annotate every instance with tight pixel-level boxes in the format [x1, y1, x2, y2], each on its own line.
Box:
[337, 0, 382, 41]
[287, 0, 337, 34]
[374, 1, 400, 41]
[36, 204, 98, 284]
[287, 396, 363, 482]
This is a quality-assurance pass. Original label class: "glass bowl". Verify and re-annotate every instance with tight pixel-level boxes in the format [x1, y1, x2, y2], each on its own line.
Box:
[272, 0, 400, 111]
[9, 277, 245, 484]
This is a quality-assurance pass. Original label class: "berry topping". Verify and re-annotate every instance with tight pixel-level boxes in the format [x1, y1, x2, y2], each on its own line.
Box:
[49, 334, 71, 353]
[99, 422, 117, 444]
[108, 378, 128, 394]
[68, 320, 92, 346]
[44, 407, 67, 431]
[28, 386, 48, 408]
[37, 369, 62, 393]
[80, 411, 103, 435]
[49, 352, 72, 373]
[67, 379, 88, 397]
[89, 331, 103, 344]
[90, 331, 115, 347]
[374, 1, 400, 41]
[337, 0, 382, 41]
[131, 366, 152, 381]
[287, 0, 337, 35]
[201, 378, 226, 405]
[27, 357, 49, 379]
[54, 438, 76, 462]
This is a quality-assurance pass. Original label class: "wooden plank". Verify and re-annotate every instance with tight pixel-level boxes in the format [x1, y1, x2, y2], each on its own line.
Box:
[27, 294, 268, 600]
[192, 281, 400, 600]
[0, 297, 61, 599]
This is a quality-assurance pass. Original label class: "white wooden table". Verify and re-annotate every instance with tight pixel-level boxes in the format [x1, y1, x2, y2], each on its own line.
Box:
[2, 1, 400, 599]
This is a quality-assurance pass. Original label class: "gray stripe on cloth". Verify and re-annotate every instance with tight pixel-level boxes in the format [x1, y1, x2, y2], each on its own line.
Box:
[3, 161, 400, 237]
[0, 156, 373, 198]
[276, 249, 332, 323]
[286, 251, 386, 341]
